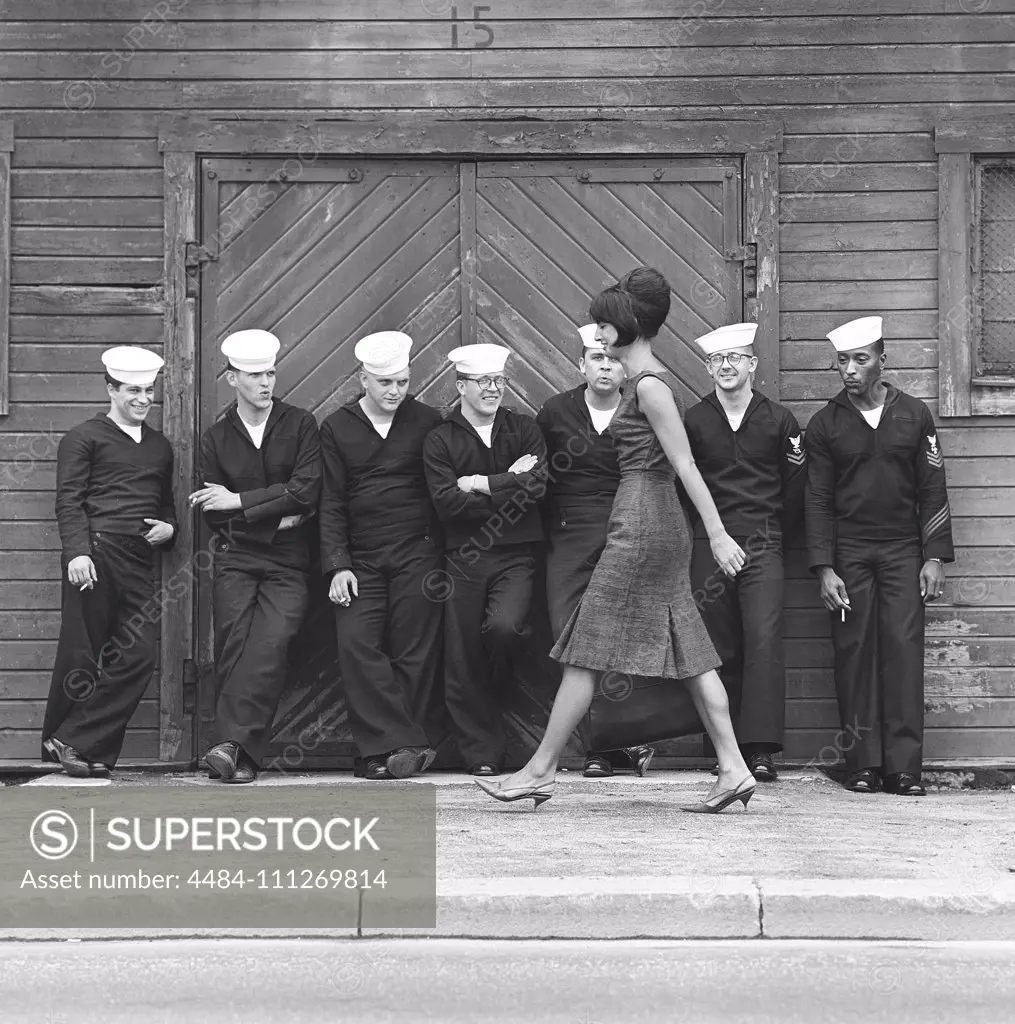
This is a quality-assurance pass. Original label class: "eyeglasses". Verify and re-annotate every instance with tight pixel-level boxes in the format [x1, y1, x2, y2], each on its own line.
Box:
[706, 352, 752, 368]
[463, 375, 508, 390]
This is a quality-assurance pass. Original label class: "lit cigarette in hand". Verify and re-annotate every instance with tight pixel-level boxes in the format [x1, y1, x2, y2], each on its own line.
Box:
[841, 608, 846, 623]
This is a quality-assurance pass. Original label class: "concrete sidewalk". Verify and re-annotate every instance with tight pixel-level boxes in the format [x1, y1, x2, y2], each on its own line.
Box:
[4, 769, 1014, 940]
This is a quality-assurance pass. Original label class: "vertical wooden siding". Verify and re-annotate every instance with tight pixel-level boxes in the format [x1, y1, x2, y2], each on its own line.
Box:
[1, 0, 1014, 762]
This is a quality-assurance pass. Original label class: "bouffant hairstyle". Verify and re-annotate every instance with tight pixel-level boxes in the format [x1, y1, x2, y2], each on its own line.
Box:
[588, 267, 671, 348]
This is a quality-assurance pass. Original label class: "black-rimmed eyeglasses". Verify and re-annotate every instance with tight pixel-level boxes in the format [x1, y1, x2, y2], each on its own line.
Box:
[706, 352, 752, 368]
[462, 375, 508, 390]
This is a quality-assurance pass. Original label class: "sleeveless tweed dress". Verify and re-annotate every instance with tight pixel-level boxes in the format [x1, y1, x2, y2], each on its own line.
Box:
[550, 369, 720, 679]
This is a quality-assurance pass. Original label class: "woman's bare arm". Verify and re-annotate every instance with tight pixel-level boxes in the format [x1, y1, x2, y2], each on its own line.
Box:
[638, 375, 746, 575]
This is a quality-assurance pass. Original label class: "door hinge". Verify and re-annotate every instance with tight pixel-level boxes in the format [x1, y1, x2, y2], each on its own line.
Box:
[184, 241, 217, 297]
[726, 242, 759, 300]
[182, 657, 198, 716]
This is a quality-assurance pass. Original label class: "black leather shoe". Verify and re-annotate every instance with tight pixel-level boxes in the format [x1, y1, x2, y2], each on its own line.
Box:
[625, 746, 655, 777]
[583, 754, 613, 778]
[89, 762, 111, 779]
[358, 756, 393, 780]
[845, 768, 881, 793]
[470, 763, 501, 777]
[882, 772, 926, 796]
[386, 746, 436, 779]
[204, 741, 239, 782]
[227, 753, 257, 785]
[748, 751, 778, 783]
[43, 736, 92, 778]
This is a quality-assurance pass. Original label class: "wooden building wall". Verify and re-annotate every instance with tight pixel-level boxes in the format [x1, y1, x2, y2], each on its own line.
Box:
[1, 0, 1013, 764]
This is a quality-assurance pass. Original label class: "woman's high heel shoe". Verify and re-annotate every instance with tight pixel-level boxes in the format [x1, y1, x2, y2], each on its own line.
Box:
[474, 776, 556, 808]
[680, 774, 756, 814]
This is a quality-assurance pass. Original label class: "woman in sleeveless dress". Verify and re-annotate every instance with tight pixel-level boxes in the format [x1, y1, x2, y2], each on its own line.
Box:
[476, 268, 756, 813]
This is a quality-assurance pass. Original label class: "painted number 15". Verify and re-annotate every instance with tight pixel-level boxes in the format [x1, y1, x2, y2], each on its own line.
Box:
[451, 5, 494, 48]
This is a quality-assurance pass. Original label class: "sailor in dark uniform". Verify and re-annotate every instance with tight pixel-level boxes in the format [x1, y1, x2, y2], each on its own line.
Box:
[685, 323, 805, 782]
[190, 330, 321, 784]
[319, 331, 444, 781]
[536, 324, 654, 779]
[805, 315, 953, 796]
[42, 346, 178, 777]
[422, 344, 547, 777]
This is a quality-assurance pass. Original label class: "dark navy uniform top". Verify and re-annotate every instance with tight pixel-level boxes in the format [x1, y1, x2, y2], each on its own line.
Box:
[536, 384, 620, 521]
[804, 384, 955, 570]
[422, 405, 546, 552]
[318, 395, 443, 575]
[55, 414, 177, 565]
[199, 399, 321, 564]
[684, 391, 805, 543]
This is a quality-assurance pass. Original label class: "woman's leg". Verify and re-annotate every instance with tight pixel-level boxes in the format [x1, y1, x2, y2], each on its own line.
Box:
[684, 669, 752, 795]
[499, 665, 597, 788]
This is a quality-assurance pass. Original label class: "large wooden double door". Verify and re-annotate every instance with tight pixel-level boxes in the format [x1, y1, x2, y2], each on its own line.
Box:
[196, 155, 746, 767]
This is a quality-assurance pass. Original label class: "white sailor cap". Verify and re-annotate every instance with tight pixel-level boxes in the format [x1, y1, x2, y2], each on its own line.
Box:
[355, 331, 413, 376]
[578, 324, 603, 352]
[221, 329, 280, 373]
[694, 323, 758, 358]
[101, 346, 164, 387]
[448, 343, 510, 376]
[826, 316, 883, 353]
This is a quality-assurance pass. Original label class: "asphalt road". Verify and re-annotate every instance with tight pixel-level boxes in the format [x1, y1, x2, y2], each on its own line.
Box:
[2, 939, 1013, 1024]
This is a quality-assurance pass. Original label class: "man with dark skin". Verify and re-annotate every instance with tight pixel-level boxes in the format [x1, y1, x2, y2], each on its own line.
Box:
[805, 316, 952, 796]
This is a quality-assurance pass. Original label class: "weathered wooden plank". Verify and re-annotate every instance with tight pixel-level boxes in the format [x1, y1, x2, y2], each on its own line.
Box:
[0, 146, 10, 416]
[936, 426, 1015, 457]
[11, 343, 131, 372]
[788, 697, 1015, 730]
[3, 551, 61, 580]
[10, 286, 162, 316]
[0, 433, 63, 461]
[786, 606, 1015, 640]
[10, 45, 1015, 79]
[0, 581, 60, 609]
[782, 367, 937, 400]
[0, 729, 159, 760]
[937, 151, 973, 417]
[782, 310, 939, 340]
[12, 257, 162, 286]
[788, 666, 1015, 700]
[0, 611, 61, 639]
[780, 191, 937, 223]
[782, 280, 936, 312]
[11, 227, 163, 257]
[0, 671, 158, 700]
[11, 169, 163, 199]
[782, 339, 937, 370]
[161, 147, 195, 763]
[781, 251, 936, 283]
[781, 221, 937, 253]
[936, 116, 1015, 153]
[11, 314, 163, 343]
[160, 117, 783, 155]
[7, 111, 158, 138]
[947, 459, 1015, 488]
[4, 81, 182, 109]
[781, 163, 938, 193]
[0, 461, 56, 489]
[3, 3, 1014, 23]
[0, 521, 60, 550]
[782, 133, 936, 164]
[13, 198, 163, 227]
[168, 76, 1015, 112]
[8, 16, 1015, 47]
[11, 139, 161, 168]
[0, 696, 158, 728]
[950, 488, 1015, 518]
[745, 149, 780, 400]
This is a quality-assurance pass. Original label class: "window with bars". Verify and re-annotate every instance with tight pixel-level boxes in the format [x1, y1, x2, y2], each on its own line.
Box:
[936, 122, 1015, 416]
[973, 160, 1015, 382]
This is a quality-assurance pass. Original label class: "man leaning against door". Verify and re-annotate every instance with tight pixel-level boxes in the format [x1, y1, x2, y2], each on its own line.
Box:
[40, 304, 948, 789]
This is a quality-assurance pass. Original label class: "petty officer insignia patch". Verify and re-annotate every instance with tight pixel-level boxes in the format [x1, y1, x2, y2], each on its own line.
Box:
[926, 433, 943, 469]
[786, 434, 805, 466]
